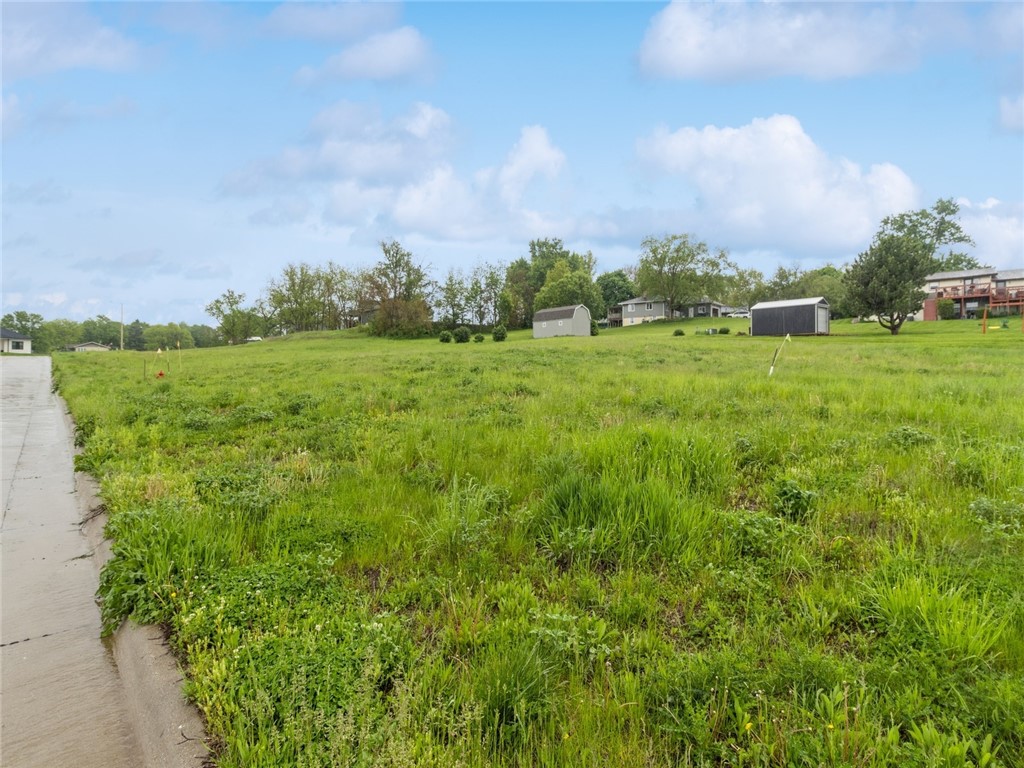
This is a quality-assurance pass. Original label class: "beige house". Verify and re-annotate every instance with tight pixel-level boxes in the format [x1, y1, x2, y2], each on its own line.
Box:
[69, 341, 112, 352]
[921, 268, 1024, 319]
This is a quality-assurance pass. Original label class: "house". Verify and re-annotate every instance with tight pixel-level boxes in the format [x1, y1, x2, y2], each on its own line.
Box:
[533, 305, 592, 338]
[921, 268, 1024, 320]
[612, 297, 672, 327]
[68, 341, 112, 352]
[1, 328, 32, 354]
[751, 297, 830, 336]
[680, 299, 730, 319]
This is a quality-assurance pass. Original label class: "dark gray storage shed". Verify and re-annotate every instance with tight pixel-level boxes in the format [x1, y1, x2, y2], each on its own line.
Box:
[750, 297, 829, 336]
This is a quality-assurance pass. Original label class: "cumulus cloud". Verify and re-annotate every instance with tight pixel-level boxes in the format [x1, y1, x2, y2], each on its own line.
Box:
[297, 26, 434, 83]
[636, 1, 977, 81]
[2, 3, 139, 81]
[956, 198, 1024, 270]
[497, 126, 567, 206]
[636, 114, 918, 252]
[264, 2, 399, 43]
[1000, 94, 1024, 133]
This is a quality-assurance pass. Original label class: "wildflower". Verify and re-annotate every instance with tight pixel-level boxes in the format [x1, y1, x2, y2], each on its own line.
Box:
[745, 722, 752, 732]
[827, 723, 835, 730]
[170, 591, 177, 599]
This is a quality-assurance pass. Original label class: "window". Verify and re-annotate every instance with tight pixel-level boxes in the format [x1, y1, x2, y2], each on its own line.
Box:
[542, 322, 547, 328]
[628, 304, 635, 312]
[12, 341, 24, 350]
[646, 302, 653, 310]
[558, 320, 563, 326]
[697, 306, 707, 316]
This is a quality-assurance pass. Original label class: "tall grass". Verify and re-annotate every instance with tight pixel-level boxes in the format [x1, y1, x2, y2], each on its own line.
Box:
[53, 318, 1024, 767]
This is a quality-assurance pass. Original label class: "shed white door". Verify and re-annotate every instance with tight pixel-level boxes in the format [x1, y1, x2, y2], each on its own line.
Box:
[816, 305, 829, 334]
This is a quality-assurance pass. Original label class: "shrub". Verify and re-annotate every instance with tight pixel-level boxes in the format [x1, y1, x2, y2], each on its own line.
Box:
[453, 326, 471, 343]
[771, 478, 816, 521]
[937, 298, 957, 320]
[590, 320, 599, 336]
[473, 333, 484, 343]
[718, 327, 730, 335]
[673, 328, 685, 337]
[491, 324, 507, 342]
[438, 330, 453, 343]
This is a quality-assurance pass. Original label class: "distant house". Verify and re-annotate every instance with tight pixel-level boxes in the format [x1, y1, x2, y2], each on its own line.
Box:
[751, 297, 829, 336]
[1, 328, 32, 354]
[612, 297, 672, 327]
[681, 299, 729, 319]
[533, 305, 592, 338]
[921, 268, 1024, 320]
[68, 341, 112, 352]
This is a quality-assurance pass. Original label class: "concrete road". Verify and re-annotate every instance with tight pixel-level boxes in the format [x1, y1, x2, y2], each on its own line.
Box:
[1, 356, 141, 767]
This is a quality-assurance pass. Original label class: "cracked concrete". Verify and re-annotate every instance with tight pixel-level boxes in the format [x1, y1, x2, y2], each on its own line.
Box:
[1, 356, 209, 768]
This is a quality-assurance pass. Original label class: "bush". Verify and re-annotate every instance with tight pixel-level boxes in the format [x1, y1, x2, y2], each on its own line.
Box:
[453, 326, 471, 343]
[438, 330, 453, 343]
[473, 333, 484, 343]
[492, 324, 508, 342]
[718, 327, 730, 335]
[590, 320, 599, 336]
[673, 328, 685, 337]
[937, 298, 957, 320]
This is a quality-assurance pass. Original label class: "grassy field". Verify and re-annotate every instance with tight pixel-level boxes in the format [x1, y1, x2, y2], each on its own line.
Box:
[53, 317, 1024, 767]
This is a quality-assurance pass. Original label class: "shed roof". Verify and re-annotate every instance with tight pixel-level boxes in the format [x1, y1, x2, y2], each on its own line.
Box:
[70, 341, 111, 350]
[1, 327, 32, 341]
[751, 297, 827, 310]
[533, 305, 586, 322]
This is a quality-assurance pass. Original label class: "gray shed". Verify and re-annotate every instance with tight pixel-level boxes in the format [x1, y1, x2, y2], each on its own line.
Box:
[533, 305, 592, 338]
[750, 297, 829, 336]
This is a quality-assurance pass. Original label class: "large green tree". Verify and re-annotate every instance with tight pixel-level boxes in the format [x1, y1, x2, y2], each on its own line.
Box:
[635, 234, 729, 313]
[596, 270, 638, 308]
[368, 240, 433, 337]
[844, 234, 933, 335]
[205, 290, 263, 343]
[879, 198, 981, 271]
[533, 260, 605, 319]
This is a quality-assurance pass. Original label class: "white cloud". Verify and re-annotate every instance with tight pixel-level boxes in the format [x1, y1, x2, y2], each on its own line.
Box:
[392, 165, 492, 240]
[2, 4, 139, 81]
[224, 101, 453, 192]
[636, 114, 918, 252]
[300, 26, 434, 83]
[1000, 94, 1024, 133]
[956, 198, 1024, 270]
[264, 3, 399, 43]
[325, 180, 394, 226]
[497, 126, 567, 206]
[38, 292, 67, 307]
[638, 2, 957, 81]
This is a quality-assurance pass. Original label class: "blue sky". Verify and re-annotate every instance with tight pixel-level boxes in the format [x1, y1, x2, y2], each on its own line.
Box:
[2, 1, 1022, 325]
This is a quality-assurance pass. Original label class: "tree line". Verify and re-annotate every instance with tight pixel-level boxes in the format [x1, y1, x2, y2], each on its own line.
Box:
[0, 312, 220, 354]
[4, 199, 982, 349]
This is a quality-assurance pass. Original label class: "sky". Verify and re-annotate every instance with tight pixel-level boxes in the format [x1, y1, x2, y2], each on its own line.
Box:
[2, 1, 1022, 326]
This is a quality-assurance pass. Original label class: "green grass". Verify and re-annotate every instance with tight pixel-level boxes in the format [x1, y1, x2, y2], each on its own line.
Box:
[54, 317, 1024, 767]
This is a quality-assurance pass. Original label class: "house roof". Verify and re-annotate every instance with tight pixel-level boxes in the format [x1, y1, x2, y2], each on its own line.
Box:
[1, 327, 32, 341]
[751, 296, 828, 310]
[70, 341, 111, 350]
[618, 297, 665, 306]
[533, 305, 587, 322]
[996, 269, 1024, 281]
[924, 268, 999, 281]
